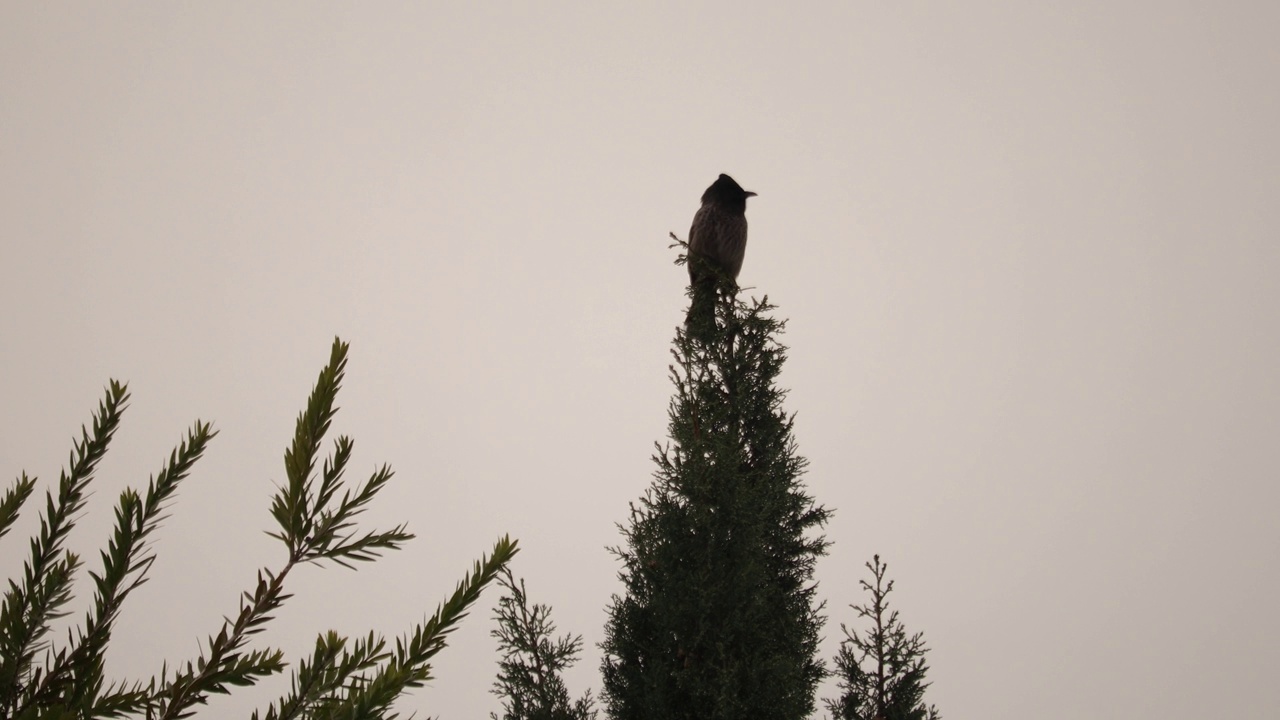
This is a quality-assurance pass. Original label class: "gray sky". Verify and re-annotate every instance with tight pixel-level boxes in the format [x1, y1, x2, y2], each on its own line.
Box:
[2, 3, 1277, 718]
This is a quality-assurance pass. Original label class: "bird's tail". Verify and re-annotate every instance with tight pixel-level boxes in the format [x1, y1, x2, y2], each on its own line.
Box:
[685, 277, 717, 341]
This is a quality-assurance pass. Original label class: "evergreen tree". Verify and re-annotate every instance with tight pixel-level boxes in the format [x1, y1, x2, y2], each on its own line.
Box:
[826, 556, 940, 720]
[601, 261, 830, 720]
[489, 568, 596, 720]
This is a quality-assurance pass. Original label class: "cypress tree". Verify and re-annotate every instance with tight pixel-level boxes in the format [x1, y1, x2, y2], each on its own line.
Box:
[601, 272, 830, 720]
[826, 556, 940, 720]
[490, 567, 597, 720]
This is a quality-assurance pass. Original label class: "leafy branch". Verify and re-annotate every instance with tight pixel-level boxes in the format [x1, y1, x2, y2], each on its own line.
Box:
[0, 381, 130, 716]
[254, 537, 518, 720]
[150, 338, 416, 719]
[1, 337, 516, 720]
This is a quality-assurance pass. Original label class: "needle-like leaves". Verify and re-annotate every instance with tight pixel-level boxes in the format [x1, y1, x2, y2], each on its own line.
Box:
[0, 474, 37, 543]
[3, 339, 514, 720]
[0, 381, 128, 716]
[254, 536, 519, 720]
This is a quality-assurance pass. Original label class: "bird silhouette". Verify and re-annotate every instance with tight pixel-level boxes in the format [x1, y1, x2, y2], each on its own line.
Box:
[685, 173, 756, 337]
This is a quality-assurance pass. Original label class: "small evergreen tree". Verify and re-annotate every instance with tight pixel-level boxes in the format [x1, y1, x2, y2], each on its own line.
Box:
[601, 250, 830, 720]
[826, 556, 940, 720]
[489, 568, 596, 720]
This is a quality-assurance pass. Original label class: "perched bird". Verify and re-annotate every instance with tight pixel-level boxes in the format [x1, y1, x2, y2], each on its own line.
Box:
[686, 173, 757, 335]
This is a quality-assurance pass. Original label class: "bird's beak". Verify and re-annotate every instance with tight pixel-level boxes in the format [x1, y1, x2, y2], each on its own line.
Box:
[745, 191, 758, 197]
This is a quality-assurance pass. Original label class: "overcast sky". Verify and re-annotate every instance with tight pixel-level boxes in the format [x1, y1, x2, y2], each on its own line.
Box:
[2, 3, 1277, 719]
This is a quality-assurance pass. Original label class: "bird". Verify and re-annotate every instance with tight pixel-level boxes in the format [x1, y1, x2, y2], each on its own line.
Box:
[685, 173, 757, 336]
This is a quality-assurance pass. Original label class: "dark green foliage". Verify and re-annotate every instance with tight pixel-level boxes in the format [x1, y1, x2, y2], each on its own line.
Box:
[601, 271, 830, 720]
[254, 539, 517, 720]
[0, 380, 212, 719]
[0, 338, 515, 719]
[489, 568, 596, 720]
[826, 556, 939, 720]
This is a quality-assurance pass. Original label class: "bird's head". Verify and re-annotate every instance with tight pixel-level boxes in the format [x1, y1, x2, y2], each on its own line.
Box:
[703, 173, 757, 211]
